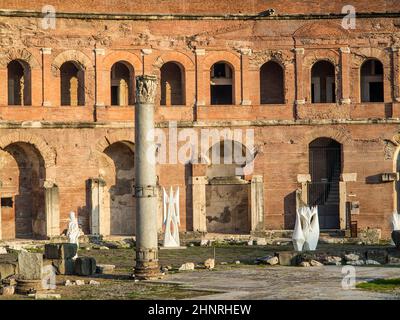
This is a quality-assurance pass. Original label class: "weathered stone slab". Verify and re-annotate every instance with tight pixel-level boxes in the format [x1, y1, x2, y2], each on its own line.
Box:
[74, 257, 96, 276]
[387, 248, 400, 265]
[44, 243, 77, 260]
[18, 252, 43, 280]
[96, 264, 115, 274]
[51, 259, 75, 275]
[276, 251, 298, 266]
[366, 249, 387, 264]
[0, 263, 17, 280]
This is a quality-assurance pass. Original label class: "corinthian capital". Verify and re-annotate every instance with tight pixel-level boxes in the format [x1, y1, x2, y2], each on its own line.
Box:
[136, 75, 158, 105]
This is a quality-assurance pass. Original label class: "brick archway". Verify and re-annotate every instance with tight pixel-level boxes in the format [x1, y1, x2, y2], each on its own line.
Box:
[51, 50, 93, 77]
[0, 132, 56, 168]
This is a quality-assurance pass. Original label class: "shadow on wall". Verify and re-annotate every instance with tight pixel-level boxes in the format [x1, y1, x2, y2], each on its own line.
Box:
[365, 174, 383, 184]
[284, 191, 296, 230]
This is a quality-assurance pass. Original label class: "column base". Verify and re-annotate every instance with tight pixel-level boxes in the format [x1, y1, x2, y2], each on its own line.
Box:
[134, 247, 162, 280]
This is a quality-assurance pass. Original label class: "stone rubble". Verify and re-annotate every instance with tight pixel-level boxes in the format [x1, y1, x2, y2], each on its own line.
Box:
[344, 254, 360, 262]
[179, 262, 195, 271]
[204, 258, 215, 270]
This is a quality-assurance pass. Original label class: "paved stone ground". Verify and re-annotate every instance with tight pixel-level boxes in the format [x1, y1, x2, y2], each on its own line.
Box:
[165, 266, 400, 300]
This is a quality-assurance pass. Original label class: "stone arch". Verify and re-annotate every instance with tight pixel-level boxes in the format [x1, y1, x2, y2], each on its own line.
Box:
[0, 132, 56, 169]
[103, 51, 142, 74]
[351, 47, 391, 103]
[303, 50, 340, 104]
[153, 51, 195, 72]
[0, 48, 40, 69]
[51, 50, 93, 77]
[204, 52, 241, 106]
[95, 131, 134, 154]
[303, 127, 352, 146]
[203, 51, 241, 71]
[293, 21, 350, 40]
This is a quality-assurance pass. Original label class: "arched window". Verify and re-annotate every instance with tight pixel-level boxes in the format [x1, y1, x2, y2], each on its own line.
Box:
[260, 61, 284, 104]
[360, 59, 384, 102]
[60, 61, 85, 106]
[161, 62, 185, 106]
[210, 61, 234, 105]
[111, 61, 134, 106]
[311, 61, 336, 103]
[8, 60, 31, 106]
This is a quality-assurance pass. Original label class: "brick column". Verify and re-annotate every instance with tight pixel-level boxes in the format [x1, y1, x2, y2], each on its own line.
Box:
[94, 48, 105, 107]
[294, 48, 305, 105]
[340, 47, 351, 104]
[195, 48, 206, 107]
[41, 48, 52, 106]
[240, 48, 252, 106]
[393, 47, 400, 102]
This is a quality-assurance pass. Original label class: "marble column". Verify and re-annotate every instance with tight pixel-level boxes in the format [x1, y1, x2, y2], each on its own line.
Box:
[250, 175, 264, 232]
[89, 177, 106, 235]
[44, 180, 60, 238]
[191, 176, 207, 232]
[134, 75, 160, 280]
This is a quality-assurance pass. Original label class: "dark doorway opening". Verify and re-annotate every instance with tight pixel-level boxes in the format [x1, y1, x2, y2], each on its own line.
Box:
[308, 138, 341, 229]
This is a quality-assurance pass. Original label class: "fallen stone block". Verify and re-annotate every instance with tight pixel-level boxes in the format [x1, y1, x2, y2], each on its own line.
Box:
[387, 248, 400, 265]
[75, 280, 85, 286]
[366, 249, 387, 264]
[89, 280, 100, 286]
[365, 259, 380, 265]
[96, 264, 115, 274]
[266, 256, 279, 266]
[18, 252, 43, 280]
[44, 243, 78, 260]
[0, 247, 7, 255]
[74, 257, 96, 276]
[178, 262, 195, 271]
[0, 285, 15, 296]
[204, 259, 215, 270]
[324, 256, 342, 265]
[310, 260, 323, 267]
[0, 263, 17, 280]
[299, 261, 311, 267]
[35, 293, 61, 300]
[276, 251, 298, 266]
[344, 254, 360, 262]
[51, 259, 75, 275]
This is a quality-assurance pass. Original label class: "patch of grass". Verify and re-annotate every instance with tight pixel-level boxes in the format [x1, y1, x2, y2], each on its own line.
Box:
[357, 278, 400, 292]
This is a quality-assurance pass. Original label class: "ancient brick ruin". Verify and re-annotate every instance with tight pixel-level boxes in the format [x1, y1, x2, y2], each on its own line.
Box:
[0, 0, 399, 241]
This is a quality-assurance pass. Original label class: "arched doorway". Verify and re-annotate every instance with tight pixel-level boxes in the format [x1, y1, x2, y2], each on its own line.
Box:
[205, 140, 250, 234]
[0, 142, 46, 239]
[100, 142, 135, 236]
[308, 138, 341, 229]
